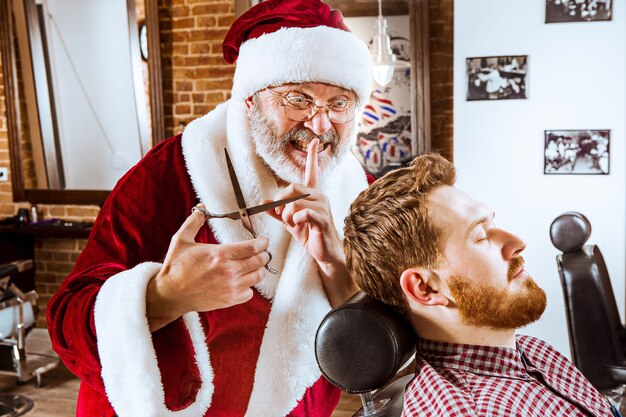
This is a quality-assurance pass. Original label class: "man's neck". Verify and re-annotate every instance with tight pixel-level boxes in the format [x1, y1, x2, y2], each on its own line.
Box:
[409, 314, 517, 349]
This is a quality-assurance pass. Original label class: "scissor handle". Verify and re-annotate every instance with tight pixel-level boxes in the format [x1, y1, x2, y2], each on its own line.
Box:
[192, 206, 240, 221]
[264, 250, 277, 274]
[193, 206, 278, 275]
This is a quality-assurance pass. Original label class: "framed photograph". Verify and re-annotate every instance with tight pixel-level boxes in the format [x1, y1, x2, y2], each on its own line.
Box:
[546, 0, 612, 23]
[466, 56, 527, 101]
[544, 130, 610, 175]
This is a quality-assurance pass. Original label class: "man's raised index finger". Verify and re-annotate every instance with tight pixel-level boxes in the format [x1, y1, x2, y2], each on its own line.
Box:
[304, 138, 320, 189]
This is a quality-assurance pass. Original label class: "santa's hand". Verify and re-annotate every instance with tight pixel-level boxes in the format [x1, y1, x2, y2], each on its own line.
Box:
[265, 139, 355, 306]
[265, 139, 343, 266]
[146, 206, 270, 331]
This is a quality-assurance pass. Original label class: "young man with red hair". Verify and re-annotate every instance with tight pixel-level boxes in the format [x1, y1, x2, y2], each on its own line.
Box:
[344, 154, 616, 417]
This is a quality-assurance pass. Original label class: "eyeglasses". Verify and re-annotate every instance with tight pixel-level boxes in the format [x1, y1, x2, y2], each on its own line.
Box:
[269, 89, 358, 124]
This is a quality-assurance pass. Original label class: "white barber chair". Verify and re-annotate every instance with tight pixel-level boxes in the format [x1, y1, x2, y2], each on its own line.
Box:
[0, 260, 60, 416]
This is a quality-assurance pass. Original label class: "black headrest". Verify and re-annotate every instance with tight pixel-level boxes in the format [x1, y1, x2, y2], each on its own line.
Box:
[550, 212, 591, 253]
[315, 292, 416, 394]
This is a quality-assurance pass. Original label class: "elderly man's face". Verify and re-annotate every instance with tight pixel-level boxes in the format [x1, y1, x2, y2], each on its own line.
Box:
[246, 83, 358, 183]
[427, 186, 546, 330]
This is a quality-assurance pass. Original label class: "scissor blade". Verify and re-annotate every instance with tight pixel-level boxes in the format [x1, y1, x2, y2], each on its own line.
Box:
[246, 194, 310, 216]
[224, 148, 248, 209]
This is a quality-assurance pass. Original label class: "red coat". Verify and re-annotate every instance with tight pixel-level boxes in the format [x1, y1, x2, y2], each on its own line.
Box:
[47, 101, 371, 417]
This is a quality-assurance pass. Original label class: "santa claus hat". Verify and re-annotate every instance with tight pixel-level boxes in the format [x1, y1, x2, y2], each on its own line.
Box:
[223, 0, 373, 104]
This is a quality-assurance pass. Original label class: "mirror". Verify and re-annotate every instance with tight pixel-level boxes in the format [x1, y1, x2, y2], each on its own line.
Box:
[0, 0, 164, 205]
[324, 0, 431, 166]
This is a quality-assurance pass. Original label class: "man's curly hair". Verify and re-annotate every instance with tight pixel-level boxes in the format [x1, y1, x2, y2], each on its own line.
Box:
[343, 154, 456, 314]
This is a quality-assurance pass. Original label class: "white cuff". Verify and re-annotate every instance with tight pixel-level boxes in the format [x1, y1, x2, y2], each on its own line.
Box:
[94, 262, 214, 417]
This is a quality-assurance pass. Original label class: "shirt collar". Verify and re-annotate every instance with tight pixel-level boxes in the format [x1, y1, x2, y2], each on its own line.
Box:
[416, 338, 530, 379]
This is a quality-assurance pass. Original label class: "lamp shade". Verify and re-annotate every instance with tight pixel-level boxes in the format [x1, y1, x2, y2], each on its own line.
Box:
[371, 16, 409, 86]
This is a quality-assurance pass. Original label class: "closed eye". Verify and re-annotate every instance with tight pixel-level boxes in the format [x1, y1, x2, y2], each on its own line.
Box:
[474, 229, 488, 243]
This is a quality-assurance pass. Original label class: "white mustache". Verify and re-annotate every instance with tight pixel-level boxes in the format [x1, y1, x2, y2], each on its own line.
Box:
[282, 127, 338, 147]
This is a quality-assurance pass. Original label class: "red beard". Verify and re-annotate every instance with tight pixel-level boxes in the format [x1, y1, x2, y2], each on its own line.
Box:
[448, 257, 547, 330]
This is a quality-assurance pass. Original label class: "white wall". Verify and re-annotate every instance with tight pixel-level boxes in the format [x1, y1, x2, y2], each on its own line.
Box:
[454, 0, 626, 357]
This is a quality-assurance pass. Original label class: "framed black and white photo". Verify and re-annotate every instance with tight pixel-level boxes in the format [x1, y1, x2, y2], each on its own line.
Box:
[544, 130, 610, 175]
[466, 56, 527, 101]
[546, 0, 612, 23]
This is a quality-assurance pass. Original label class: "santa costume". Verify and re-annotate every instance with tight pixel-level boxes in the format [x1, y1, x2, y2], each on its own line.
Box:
[46, 0, 373, 416]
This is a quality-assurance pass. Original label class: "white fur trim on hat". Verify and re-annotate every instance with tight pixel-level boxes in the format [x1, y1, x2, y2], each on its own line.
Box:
[94, 262, 214, 417]
[231, 26, 373, 104]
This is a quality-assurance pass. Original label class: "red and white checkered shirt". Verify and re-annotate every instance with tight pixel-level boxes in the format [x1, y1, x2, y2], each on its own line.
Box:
[401, 335, 612, 417]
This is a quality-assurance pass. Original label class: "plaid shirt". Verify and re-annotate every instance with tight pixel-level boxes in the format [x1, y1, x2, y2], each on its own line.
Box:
[401, 335, 612, 417]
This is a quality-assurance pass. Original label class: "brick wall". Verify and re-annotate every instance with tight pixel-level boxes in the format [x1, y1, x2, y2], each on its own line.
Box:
[429, 0, 454, 160]
[34, 238, 88, 328]
[159, 0, 235, 138]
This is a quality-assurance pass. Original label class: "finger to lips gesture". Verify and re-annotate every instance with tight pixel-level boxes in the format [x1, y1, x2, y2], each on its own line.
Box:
[147, 206, 270, 330]
[304, 137, 320, 189]
[265, 139, 343, 265]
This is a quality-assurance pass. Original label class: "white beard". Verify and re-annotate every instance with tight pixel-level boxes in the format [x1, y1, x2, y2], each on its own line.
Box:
[248, 104, 356, 184]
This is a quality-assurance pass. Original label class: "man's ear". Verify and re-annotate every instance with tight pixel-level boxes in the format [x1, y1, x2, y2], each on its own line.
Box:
[400, 268, 449, 307]
[244, 96, 255, 115]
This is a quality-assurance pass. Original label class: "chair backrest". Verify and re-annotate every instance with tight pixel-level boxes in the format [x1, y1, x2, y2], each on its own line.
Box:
[0, 262, 37, 340]
[550, 211, 623, 390]
[315, 291, 416, 394]
[0, 299, 35, 339]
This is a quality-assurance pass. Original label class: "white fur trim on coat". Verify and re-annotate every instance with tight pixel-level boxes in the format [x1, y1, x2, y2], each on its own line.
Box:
[94, 262, 214, 417]
[181, 99, 368, 416]
[232, 26, 373, 105]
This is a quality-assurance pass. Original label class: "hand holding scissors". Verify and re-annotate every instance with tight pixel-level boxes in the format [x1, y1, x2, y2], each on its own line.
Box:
[192, 149, 310, 274]
[264, 139, 343, 265]
[263, 139, 356, 306]
[145, 149, 309, 331]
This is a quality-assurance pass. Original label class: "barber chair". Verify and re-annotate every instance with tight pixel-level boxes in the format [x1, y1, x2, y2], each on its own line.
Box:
[550, 212, 626, 394]
[0, 260, 60, 416]
[315, 292, 416, 416]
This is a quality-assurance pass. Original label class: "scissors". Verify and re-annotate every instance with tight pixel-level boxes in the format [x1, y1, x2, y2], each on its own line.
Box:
[192, 148, 309, 274]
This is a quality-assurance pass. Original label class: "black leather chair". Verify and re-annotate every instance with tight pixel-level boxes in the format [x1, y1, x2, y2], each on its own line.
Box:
[550, 211, 626, 391]
[315, 292, 416, 416]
